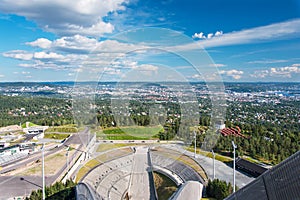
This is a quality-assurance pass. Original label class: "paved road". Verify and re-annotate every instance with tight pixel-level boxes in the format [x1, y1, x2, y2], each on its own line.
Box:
[0, 128, 93, 199]
[0, 129, 85, 174]
[165, 144, 255, 188]
[128, 146, 156, 200]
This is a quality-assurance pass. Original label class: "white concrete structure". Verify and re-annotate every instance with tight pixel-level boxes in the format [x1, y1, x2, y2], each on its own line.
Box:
[128, 146, 154, 200]
[23, 126, 48, 135]
[170, 181, 203, 200]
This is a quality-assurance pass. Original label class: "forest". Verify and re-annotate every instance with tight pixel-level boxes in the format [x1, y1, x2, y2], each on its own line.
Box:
[0, 93, 299, 164]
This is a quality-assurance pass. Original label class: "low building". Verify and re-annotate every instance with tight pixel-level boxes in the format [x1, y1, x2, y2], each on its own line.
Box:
[0, 145, 20, 156]
[23, 126, 48, 139]
[235, 157, 268, 177]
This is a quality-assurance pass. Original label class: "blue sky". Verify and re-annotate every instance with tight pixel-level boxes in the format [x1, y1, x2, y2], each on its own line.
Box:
[0, 0, 300, 82]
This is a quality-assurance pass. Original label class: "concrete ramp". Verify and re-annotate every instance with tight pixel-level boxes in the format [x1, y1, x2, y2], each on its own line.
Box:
[128, 146, 156, 200]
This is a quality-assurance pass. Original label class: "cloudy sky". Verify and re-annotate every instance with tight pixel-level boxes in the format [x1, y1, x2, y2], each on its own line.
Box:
[0, 0, 300, 82]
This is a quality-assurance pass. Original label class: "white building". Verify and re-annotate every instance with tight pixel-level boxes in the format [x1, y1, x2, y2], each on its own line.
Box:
[23, 126, 48, 139]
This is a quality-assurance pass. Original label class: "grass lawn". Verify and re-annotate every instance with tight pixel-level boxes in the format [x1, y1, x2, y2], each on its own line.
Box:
[21, 122, 38, 128]
[75, 159, 101, 182]
[96, 143, 134, 152]
[20, 150, 74, 176]
[185, 147, 232, 163]
[97, 125, 162, 140]
[44, 133, 70, 140]
[46, 124, 78, 133]
[153, 172, 178, 200]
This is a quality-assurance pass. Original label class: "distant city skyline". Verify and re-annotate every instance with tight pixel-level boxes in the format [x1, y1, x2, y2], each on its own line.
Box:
[0, 0, 300, 82]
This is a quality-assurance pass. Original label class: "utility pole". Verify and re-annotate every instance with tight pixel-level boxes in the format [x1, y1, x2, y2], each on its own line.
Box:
[232, 141, 237, 193]
[42, 143, 45, 200]
[212, 150, 215, 179]
[194, 131, 196, 158]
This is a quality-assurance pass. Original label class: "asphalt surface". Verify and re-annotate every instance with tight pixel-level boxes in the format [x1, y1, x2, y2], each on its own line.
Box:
[0, 128, 92, 199]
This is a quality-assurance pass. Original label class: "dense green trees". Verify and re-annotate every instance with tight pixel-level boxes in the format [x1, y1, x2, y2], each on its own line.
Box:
[206, 179, 234, 200]
[0, 96, 74, 127]
[25, 179, 76, 200]
[211, 115, 299, 164]
[0, 90, 298, 164]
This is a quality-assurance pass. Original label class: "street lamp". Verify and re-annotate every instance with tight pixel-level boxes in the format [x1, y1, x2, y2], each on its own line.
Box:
[212, 150, 215, 179]
[66, 146, 70, 179]
[194, 131, 196, 158]
[42, 143, 45, 200]
[232, 141, 237, 193]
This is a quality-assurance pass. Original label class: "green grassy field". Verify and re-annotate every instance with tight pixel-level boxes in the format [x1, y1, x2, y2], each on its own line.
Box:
[46, 124, 78, 133]
[44, 133, 70, 140]
[186, 147, 232, 163]
[21, 122, 38, 128]
[97, 125, 163, 140]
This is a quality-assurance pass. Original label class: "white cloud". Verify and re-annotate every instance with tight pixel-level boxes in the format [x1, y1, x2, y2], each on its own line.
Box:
[209, 63, 226, 67]
[248, 59, 288, 64]
[207, 33, 214, 39]
[133, 64, 158, 72]
[33, 52, 64, 59]
[190, 74, 202, 80]
[0, 0, 128, 37]
[251, 64, 300, 78]
[179, 19, 300, 50]
[19, 60, 69, 70]
[3, 50, 33, 60]
[270, 64, 300, 77]
[220, 69, 244, 80]
[251, 70, 269, 78]
[215, 31, 223, 37]
[192, 31, 223, 40]
[27, 35, 148, 54]
[192, 32, 206, 39]
[26, 38, 52, 49]
[0, 74, 4, 78]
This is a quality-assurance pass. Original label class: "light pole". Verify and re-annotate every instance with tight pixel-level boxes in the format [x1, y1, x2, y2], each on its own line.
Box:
[194, 131, 196, 158]
[42, 143, 45, 200]
[212, 150, 215, 179]
[232, 141, 237, 193]
[66, 147, 69, 179]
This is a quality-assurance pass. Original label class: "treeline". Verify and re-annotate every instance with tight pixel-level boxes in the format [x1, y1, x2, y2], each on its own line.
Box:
[0, 96, 74, 127]
[25, 179, 76, 200]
